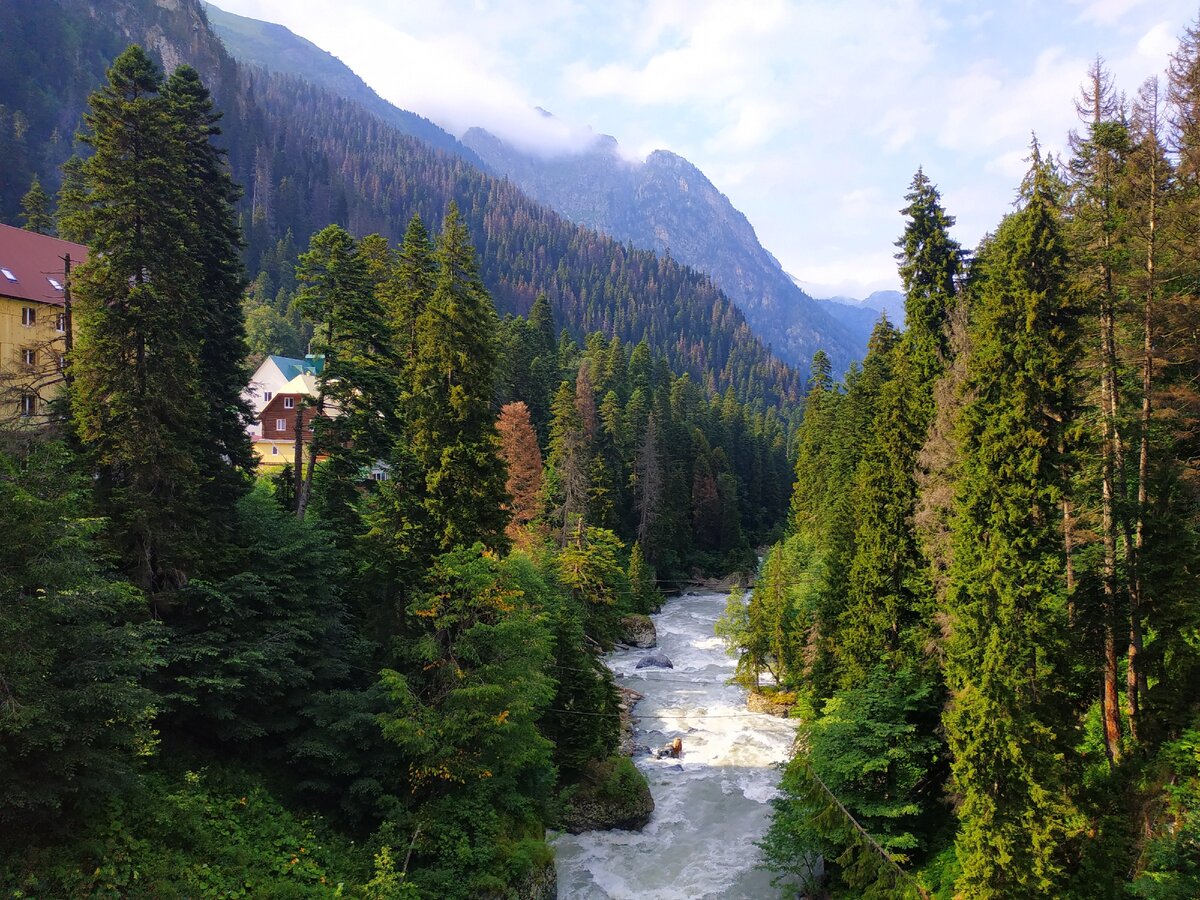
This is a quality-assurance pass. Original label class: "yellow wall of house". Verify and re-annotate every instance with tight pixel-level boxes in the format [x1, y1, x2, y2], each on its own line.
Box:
[253, 438, 300, 468]
[0, 296, 68, 425]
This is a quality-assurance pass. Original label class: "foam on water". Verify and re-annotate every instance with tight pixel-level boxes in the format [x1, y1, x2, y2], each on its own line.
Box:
[552, 591, 798, 899]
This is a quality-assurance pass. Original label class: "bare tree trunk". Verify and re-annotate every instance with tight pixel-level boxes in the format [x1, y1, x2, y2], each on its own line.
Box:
[1129, 107, 1160, 737]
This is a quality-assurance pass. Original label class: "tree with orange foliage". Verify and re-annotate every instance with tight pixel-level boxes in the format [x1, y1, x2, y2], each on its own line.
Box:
[496, 401, 545, 546]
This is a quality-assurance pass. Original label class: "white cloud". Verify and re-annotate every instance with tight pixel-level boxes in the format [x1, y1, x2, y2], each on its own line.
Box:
[1070, 0, 1153, 26]
[209, 0, 1200, 295]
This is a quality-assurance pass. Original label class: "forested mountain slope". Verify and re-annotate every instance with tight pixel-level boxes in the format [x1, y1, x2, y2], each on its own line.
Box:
[0, 0, 803, 407]
[462, 126, 862, 371]
[201, 1, 484, 167]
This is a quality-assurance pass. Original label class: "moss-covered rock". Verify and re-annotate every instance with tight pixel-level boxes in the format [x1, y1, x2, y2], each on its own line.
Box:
[746, 689, 796, 717]
[618, 613, 657, 648]
[558, 756, 654, 834]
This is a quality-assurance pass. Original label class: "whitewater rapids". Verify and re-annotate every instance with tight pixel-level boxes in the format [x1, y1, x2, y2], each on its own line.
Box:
[552, 590, 798, 899]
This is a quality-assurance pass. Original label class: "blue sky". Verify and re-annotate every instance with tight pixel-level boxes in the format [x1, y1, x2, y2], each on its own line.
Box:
[212, 0, 1197, 298]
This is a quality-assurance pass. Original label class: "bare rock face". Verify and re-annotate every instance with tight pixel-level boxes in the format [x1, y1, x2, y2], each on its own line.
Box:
[619, 613, 657, 649]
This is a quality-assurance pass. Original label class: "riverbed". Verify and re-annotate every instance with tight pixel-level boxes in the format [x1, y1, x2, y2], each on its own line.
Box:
[552, 590, 798, 899]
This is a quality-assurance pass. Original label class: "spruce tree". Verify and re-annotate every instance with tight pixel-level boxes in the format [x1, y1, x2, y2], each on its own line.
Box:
[409, 204, 509, 551]
[945, 152, 1081, 896]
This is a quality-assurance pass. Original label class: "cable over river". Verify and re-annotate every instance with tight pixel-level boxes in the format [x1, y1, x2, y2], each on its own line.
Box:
[552, 590, 798, 899]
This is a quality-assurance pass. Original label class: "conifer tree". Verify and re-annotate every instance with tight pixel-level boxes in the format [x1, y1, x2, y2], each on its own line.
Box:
[386, 214, 436, 392]
[162, 64, 255, 542]
[67, 45, 208, 591]
[895, 169, 962, 391]
[294, 225, 395, 520]
[547, 379, 590, 544]
[496, 400, 544, 547]
[409, 204, 509, 551]
[19, 174, 53, 234]
[944, 151, 1081, 896]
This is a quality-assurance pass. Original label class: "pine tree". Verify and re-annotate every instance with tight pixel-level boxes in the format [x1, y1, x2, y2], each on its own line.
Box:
[944, 151, 1081, 896]
[409, 204, 509, 551]
[67, 45, 208, 592]
[19, 174, 53, 234]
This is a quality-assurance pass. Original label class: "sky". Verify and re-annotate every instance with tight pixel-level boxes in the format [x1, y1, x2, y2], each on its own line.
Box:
[211, 0, 1197, 298]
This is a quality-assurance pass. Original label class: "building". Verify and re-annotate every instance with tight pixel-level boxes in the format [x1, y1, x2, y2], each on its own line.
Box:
[243, 354, 323, 439]
[252, 370, 327, 467]
[0, 224, 88, 427]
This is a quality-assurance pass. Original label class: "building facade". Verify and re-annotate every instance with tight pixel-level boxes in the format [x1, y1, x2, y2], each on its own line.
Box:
[0, 224, 87, 427]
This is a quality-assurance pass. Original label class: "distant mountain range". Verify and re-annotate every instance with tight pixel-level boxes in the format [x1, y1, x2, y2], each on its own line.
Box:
[815, 289, 906, 350]
[202, 3, 869, 372]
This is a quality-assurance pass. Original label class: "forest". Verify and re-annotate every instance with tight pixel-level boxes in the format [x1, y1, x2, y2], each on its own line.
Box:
[716, 31, 1200, 900]
[0, 45, 791, 898]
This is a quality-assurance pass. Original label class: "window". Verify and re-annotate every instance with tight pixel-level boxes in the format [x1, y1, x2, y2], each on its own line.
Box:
[2, 267, 17, 282]
[271, 446, 280, 456]
[263, 391, 272, 402]
[47, 277, 63, 291]
[275, 418, 286, 432]
[21, 307, 35, 326]
[283, 397, 295, 409]
[56, 354, 65, 372]
[55, 313, 66, 332]
[20, 393, 35, 418]
[22, 348, 36, 367]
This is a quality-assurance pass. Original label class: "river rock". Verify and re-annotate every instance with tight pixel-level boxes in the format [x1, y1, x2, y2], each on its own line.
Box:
[619, 613, 657, 648]
[746, 690, 794, 717]
[559, 756, 654, 834]
[635, 650, 673, 669]
[617, 686, 642, 757]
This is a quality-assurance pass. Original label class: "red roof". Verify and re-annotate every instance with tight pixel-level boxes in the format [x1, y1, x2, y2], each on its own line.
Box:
[0, 223, 89, 307]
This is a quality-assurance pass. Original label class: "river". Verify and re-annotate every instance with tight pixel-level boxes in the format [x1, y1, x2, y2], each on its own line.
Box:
[552, 590, 798, 899]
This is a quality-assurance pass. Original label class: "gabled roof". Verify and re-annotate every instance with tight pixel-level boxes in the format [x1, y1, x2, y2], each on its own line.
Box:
[266, 354, 324, 380]
[0, 223, 88, 307]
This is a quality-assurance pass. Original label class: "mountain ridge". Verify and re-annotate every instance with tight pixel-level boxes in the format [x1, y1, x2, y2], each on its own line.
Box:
[0, 0, 804, 410]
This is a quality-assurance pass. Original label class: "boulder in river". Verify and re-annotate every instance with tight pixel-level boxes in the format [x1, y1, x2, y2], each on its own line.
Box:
[746, 690, 795, 717]
[558, 755, 654, 834]
[619, 613, 657, 648]
[635, 650, 673, 669]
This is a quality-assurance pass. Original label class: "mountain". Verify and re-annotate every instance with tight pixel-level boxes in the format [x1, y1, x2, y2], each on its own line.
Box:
[814, 289, 906, 348]
[0, 0, 802, 410]
[196, 3, 860, 372]
[201, 2, 484, 167]
[461, 125, 863, 372]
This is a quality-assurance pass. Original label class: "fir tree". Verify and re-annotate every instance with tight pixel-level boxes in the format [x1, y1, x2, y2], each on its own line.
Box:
[19, 174, 53, 234]
[67, 45, 208, 592]
[408, 204, 509, 551]
[162, 64, 254, 545]
[944, 152, 1081, 896]
[895, 168, 962, 391]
